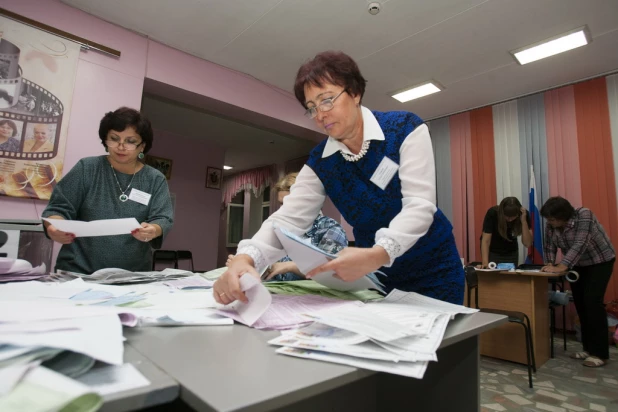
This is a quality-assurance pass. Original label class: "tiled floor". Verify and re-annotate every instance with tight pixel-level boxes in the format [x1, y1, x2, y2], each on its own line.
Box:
[480, 335, 618, 412]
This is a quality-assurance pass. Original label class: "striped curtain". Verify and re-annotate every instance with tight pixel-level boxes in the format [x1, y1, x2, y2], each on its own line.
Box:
[429, 73, 618, 303]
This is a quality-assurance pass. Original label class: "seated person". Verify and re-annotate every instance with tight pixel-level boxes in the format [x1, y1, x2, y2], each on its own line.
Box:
[42, 107, 174, 274]
[226, 172, 348, 281]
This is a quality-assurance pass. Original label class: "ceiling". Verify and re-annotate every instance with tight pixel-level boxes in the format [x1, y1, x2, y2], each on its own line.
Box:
[62, 0, 618, 171]
[141, 95, 316, 174]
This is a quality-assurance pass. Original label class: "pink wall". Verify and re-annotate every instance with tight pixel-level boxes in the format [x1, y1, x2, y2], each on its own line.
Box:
[1, 0, 319, 271]
[149, 130, 224, 270]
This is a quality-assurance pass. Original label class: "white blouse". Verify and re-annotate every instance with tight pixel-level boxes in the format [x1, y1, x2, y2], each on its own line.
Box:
[237, 107, 437, 272]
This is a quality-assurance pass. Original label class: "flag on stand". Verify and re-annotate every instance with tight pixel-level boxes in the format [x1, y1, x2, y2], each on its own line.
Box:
[526, 165, 543, 264]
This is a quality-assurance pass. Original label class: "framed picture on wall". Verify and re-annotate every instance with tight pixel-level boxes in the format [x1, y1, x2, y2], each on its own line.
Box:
[145, 155, 173, 180]
[206, 166, 222, 190]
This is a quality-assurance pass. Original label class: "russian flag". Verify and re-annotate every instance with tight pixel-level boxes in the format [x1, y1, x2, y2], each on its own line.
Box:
[526, 165, 543, 264]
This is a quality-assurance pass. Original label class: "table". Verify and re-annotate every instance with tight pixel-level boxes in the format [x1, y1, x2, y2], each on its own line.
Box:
[99, 344, 179, 412]
[476, 270, 565, 367]
[121, 312, 506, 412]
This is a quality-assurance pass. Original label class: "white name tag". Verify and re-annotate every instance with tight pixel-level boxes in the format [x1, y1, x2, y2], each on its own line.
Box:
[128, 188, 152, 206]
[370, 157, 399, 190]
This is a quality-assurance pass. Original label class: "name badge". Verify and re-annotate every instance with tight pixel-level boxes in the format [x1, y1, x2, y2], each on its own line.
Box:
[370, 157, 399, 190]
[129, 188, 151, 206]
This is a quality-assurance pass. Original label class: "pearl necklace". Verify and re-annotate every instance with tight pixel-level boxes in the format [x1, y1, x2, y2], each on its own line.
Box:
[110, 162, 137, 202]
[341, 140, 370, 162]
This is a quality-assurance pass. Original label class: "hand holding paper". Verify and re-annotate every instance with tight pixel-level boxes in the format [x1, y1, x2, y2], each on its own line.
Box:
[220, 273, 272, 326]
[43, 218, 141, 238]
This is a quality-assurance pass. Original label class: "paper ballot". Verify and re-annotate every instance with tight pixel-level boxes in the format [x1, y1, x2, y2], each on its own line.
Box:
[43, 218, 142, 237]
[274, 226, 383, 292]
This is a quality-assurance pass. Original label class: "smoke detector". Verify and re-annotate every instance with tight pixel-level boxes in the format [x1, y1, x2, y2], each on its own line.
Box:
[368, 2, 381, 15]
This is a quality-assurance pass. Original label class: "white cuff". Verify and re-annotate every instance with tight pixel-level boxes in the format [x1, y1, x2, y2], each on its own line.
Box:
[375, 236, 401, 267]
[236, 245, 267, 273]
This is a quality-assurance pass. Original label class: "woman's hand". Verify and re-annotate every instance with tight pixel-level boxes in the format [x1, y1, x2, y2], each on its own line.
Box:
[47, 224, 75, 244]
[132, 222, 159, 243]
[305, 246, 390, 282]
[520, 207, 528, 223]
[225, 254, 235, 267]
[541, 263, 567, 273]
[213, 254, 261, 305]
[264, 261, 303, 280]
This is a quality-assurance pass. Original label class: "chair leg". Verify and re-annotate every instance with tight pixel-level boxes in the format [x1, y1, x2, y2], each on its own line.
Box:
[523, 314, 536, 372]
[562, 305, 567, 351]
[550, 307, 555, 359]
[518, 322, 534, 389]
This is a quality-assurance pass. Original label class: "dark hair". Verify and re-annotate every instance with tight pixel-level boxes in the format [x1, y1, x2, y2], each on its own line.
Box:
[0, 119, 18, 137]
[98, 107, 153, 153]
[293, 51, 367, 108]
[540, 196, 575, 221]
[497, 197, 523, 240]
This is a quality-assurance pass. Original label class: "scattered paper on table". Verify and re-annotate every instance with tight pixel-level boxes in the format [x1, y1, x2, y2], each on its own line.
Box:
[76, 363, 150, 396]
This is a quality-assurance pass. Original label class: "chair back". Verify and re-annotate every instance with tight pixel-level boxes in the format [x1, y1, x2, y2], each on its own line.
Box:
[464, 266, 479, 309]
[152, 250, 178, 270]
[176, 250, 194, 271]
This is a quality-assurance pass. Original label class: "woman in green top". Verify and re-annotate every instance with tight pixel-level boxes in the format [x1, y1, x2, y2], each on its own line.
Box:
[42, 107, 174, 274]
[479, 197, 532, 268]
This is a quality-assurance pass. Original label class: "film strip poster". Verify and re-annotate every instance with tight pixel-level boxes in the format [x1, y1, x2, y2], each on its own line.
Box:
[0, 16, 80, 200]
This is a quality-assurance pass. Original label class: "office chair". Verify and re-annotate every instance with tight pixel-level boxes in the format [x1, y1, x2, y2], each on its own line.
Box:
[176, 250, 194, 272]
[518, 263, 568, 357]
[465, 266, 536, 388]
[152, 250, 178, 270]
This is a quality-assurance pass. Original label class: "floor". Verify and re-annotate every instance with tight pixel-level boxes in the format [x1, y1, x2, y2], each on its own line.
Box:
[480, 334, 618, 412]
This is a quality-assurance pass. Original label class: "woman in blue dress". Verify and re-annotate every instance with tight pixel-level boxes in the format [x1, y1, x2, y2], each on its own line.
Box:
[215, 51, 464, 305]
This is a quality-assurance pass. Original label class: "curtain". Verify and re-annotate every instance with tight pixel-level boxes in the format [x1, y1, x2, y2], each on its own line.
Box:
[222, 165, 276, 206]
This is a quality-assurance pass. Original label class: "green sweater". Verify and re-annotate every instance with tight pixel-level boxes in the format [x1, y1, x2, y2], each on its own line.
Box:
[43, 156, 174, 274]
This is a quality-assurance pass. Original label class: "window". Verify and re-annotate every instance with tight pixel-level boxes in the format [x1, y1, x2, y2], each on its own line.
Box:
[226, 191, 245, 247]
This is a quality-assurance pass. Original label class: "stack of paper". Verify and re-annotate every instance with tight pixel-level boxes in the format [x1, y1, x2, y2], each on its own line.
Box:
[55, 267, 192, 285]
[0, 258, 47, 282]
[270, 290, 478, 379]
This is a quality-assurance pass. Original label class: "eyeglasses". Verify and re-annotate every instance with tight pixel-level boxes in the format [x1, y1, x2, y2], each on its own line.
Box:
[304, 89, 347, 119]
[106, 139, 143, 151]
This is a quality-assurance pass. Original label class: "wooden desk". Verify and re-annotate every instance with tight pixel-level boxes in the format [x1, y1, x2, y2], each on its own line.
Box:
[476, 270, 564, 367]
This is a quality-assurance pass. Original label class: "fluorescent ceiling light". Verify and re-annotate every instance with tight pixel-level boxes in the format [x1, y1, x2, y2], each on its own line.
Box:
[511, 26, 590, 65]
[223, 165, 233, 170]
[391, 82, 442, 103]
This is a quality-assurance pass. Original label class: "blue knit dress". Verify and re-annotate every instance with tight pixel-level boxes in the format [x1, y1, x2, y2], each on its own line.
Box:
[306, 111, 464, 304]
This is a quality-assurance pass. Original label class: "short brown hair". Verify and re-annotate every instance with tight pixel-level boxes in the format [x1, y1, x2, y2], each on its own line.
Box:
[274, 173, 298, 192]
[98, 107, 154, 153]
[0, 119, 18, 137]
[293, 51, 367, 108]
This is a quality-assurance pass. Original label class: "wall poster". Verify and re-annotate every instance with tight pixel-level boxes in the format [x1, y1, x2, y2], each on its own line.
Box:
[0, 15, 80, 199]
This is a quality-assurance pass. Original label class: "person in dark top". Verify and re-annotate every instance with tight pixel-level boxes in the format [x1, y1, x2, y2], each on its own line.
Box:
[479, 197, 532, 268]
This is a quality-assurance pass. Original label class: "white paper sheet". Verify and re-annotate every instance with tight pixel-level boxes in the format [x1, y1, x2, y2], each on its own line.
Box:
[305, 304, 418, 342]
[225, 273, 272, 326]
[0, 362, 39, 396]
[381, 289, 479, 318]
[43, 218, 141, 237]
[276, 346, 428, 379]
[274, 226, 383, 292]
[270, 335, 410, 362]
[76, 363, 150, 396]
[0, 315, 124, 365]
[0, 366, 102, 412]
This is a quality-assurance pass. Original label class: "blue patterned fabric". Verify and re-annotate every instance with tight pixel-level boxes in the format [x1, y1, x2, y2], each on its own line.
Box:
[306, 110, 464, 304]
[268, 214, 348, 282]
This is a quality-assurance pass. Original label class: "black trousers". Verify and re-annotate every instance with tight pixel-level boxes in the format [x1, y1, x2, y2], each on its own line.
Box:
[571, 259, 615, 359]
